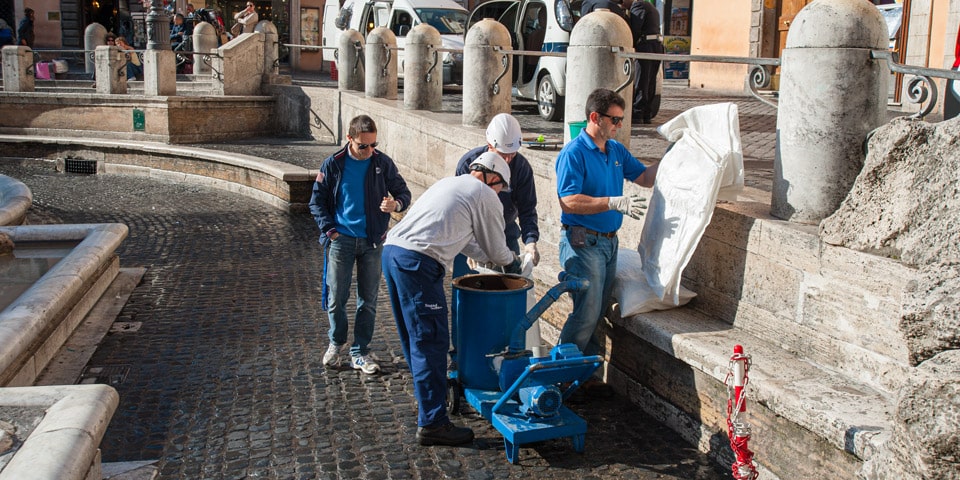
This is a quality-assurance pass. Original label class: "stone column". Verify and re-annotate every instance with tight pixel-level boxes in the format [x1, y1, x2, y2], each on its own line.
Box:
[95, 45, 127, 94]
[564, 11, 633, 144]
[365, 27, 398, 100]
[337, 30, 365, 92]
[83, 23, 108, 74]
[144, 50, 177, 96]
[462, 19, 512, 128]
[403, 24, 442, 111]
[771, 0, 888, 224]
[1, 46, 35, 92]
[193, 22, 219, 76]
[255, 21, 279, 76]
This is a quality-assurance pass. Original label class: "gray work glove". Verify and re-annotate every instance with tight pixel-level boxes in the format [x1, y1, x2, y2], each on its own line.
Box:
[608, 194, 647, 220]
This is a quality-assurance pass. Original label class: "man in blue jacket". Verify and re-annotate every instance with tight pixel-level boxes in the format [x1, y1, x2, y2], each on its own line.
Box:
[309, 115, 411, 374]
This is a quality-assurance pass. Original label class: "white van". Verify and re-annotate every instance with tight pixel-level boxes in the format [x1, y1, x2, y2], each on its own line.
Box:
[322, 0, 468, 84]
[467, 0, 661, 121]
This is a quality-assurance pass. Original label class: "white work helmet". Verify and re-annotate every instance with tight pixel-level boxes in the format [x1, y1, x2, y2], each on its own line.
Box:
[469, 151, 512, 188]
[485, 113, 523, 154]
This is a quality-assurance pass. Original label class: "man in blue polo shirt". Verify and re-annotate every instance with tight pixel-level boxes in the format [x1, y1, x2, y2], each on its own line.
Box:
[554, 88, 659, 354]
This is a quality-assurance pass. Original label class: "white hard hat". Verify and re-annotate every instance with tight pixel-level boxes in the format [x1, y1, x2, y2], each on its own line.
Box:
[469, 151, 511, 188]
[485, 114, 523, 154]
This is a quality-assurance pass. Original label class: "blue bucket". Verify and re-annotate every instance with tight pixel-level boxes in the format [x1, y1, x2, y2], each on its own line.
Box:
[452, 274, 533, 391]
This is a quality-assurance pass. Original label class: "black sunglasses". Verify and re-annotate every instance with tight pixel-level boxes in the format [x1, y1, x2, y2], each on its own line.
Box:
[597, 112, 624, 125]
[354, 141, 378, 150]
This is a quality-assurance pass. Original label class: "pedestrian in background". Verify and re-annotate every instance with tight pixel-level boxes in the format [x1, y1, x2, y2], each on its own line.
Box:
[17, 8, 35, 48]
[233, 2, 258, 35]
[629, 0, 663, 124]
[310, 115, 411, 375]
[382, 152, 522, 446]
[580, 0, 625, 18]
[453, 113, 540, 277]
[554, 88, 658, 360]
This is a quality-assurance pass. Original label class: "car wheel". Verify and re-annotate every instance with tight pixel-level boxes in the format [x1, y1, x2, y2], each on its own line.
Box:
[537, 74, 564, 122]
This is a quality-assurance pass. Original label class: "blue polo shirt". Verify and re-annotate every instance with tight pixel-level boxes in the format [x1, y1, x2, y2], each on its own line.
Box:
[555, 130, 646, 233]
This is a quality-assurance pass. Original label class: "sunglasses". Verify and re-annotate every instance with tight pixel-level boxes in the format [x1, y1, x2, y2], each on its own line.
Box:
[354, 141, 378, 150]
[598, 112, 624, 125]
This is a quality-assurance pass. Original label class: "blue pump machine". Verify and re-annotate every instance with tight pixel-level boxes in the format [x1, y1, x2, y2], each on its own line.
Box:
[449, 272, 603, 464]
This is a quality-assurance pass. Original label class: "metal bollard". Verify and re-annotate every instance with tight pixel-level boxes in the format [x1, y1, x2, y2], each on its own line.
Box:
[403, 24, 442, 111]
[337, 29, 365, 92]
[84, 23, 108, 74]
[462, 19, 512, 128]
[772, 0, 888, 224]
[564, 11, 633, 144]
[193, 22, 219, 75]
[365, 27, 398, 100]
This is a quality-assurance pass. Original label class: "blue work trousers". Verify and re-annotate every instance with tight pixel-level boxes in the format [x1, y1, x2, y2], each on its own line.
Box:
[557, 228, 619, 353]
[381, 245, 450, 428]
[325, 234, 382, 357]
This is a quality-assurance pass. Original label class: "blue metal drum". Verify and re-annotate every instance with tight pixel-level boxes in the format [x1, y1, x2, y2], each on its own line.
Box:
[452, 274, 533, 391]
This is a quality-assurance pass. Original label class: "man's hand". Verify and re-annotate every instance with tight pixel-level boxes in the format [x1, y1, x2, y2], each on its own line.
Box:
[523, 242, 540, 266]
[503, 254, 523, 275]
[607, 194, 647, 220]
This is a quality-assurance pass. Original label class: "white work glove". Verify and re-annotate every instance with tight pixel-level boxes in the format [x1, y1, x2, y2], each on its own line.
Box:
[608, 194, 647, 220]
[519, 253, 534, 278]
[523, 242, 540, 266]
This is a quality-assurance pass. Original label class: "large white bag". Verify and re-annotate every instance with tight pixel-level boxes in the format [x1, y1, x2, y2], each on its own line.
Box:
[657, 102, 744, 201]
[637, 129, 723, 305]
[615, 249, 696, 317]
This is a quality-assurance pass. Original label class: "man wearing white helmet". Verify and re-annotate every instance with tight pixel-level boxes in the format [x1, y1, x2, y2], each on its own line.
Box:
[454, 113, 540, 276]
[383, 152, 523, 447]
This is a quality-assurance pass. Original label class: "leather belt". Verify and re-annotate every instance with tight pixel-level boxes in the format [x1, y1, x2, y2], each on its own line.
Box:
[562, 224, 617, 238]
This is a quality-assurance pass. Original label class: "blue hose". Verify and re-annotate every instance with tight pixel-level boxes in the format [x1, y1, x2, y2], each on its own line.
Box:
[507, 271, 589, 353]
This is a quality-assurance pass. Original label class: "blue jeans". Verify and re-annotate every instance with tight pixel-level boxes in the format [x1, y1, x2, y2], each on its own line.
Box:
[382, 245, 450, 428]
[325, 234, 382, 357]
[558, 228, 618, 353]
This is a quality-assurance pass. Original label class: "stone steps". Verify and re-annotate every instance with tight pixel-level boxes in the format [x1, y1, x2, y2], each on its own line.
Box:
[606, 305, 892, 469]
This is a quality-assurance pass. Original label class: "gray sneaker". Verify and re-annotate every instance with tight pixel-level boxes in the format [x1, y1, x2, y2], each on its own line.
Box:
[351, 354, 380, 374]
[322, 343, 343, 367]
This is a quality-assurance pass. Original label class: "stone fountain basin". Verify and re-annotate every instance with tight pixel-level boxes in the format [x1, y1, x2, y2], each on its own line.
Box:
[0, 384, 118, 480]
[0, 223, 128, 386]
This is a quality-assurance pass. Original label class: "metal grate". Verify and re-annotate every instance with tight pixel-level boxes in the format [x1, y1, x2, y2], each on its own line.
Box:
[77, 364, 130, 386]
[64, 158, 97, 175]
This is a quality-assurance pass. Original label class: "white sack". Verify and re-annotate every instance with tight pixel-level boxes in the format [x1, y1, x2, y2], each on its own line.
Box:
[615, 249, 696, 317]
[638, 128, 723, 305]
[657, 102, 744, 201]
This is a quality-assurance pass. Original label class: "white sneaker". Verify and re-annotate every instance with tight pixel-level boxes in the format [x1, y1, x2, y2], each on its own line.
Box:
[351, 354, 380, 374]
[323, 343, 343, 367]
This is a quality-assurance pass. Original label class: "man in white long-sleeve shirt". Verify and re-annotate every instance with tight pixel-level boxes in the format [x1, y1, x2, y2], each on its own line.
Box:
[382, 152, 520, 447]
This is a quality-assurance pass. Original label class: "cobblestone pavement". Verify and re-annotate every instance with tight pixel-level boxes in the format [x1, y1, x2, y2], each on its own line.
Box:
[0, 162, 732, 480]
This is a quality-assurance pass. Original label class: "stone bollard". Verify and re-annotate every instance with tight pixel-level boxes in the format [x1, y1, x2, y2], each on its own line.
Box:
[564, 11, 633, 144]
[772, 0, 888, 224]
[1, 46, 35, 92]
[462, 19, 512, 128]
[84, 23, 108, 74]
[144, 49, 177, 96]
[193, 22, 219, 75]
[95, 45, 127, 94]
[404, 24, 442, 111]
[337, 30, 365, 92]
[255, 20, 279, 75]
[365, 27, 398, 100]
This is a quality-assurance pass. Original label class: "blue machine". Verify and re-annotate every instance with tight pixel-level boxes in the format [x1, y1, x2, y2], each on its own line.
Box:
[449, 272, 603, 464]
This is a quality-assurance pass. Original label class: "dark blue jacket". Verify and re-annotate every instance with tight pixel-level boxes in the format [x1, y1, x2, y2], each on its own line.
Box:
[456, 146, 540, 245]
[309, 145, 411, 245]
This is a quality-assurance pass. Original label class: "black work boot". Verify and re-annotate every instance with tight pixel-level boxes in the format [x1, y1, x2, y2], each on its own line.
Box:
[416, 422, 474, 446]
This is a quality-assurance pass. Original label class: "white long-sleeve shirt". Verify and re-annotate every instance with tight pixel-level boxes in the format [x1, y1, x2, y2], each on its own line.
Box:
[385, 175, 515, 269]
